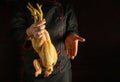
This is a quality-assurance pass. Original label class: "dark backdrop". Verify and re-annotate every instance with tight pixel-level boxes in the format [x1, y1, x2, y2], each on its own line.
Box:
[0, 0, 120, 82]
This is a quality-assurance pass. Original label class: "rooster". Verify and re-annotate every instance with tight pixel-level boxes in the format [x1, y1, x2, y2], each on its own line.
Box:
[27, 3, 58, 77]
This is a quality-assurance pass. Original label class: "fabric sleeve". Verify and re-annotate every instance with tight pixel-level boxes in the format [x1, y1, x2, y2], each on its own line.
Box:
[64, 1, 79, 38]
[10, 3, 32, 50]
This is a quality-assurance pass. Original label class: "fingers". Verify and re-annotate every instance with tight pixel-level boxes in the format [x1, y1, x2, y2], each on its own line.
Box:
[71, 40, 78, 59]
[32, 18, 46, 30]
[27, 19, 46, 38]
[75, 35, 85, 42]
[37, 18, 46, 27]
[66, 48, 76, 60]
[37, 29, 45, 38]
[37, 24, 46, 31]
[66, 47, 77, 60]
[65, 43, 71, 59]
[65, 37, 79, 60]
[66, 48, 72, 59]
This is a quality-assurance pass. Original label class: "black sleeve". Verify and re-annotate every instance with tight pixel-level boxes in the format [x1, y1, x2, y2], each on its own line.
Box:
[10, 2, 32, 50]
[64, 1, 79, 38]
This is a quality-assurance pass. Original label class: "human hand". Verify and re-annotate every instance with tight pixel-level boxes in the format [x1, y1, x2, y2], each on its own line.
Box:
[65, 34, 85, 60]
[26, 19, 46, 38]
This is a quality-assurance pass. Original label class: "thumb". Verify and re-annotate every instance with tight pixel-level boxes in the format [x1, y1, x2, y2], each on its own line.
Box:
[75, 35, 85, 42]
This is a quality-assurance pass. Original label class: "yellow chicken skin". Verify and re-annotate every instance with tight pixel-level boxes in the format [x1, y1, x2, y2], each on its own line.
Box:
[27, 3, 58, 77]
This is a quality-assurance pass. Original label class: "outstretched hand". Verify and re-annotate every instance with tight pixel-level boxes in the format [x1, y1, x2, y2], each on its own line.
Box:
[65, 34, 85, 60]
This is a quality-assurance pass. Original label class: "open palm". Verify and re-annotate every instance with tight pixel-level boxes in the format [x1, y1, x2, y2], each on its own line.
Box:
[65, 34, 85, 60]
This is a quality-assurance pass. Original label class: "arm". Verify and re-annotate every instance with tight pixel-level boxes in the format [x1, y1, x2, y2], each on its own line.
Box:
[11, 3, 46, 51]
[64, 2, 85, 59]
[10, 4, 32, 50]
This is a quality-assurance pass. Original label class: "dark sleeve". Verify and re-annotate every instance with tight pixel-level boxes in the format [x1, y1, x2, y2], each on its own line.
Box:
[64, 1, 79, 37]
[10, 3, 32, 50]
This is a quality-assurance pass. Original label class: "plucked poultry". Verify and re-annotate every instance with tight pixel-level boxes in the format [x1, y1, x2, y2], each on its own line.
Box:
[27, 3, 58, 77]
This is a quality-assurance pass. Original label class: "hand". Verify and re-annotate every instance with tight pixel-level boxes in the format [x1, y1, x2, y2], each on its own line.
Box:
[26, 19, 46, 38]
[65, 34, 85, 60]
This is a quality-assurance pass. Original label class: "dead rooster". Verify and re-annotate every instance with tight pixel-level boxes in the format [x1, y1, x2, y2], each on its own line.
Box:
[27, 3, 58, 77]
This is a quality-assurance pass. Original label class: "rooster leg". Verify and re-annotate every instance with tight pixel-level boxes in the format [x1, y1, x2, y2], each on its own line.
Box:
[33, 59, 42, 77]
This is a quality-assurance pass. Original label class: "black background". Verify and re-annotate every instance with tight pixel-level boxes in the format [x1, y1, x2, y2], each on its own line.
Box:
[0, 0, 120, 82]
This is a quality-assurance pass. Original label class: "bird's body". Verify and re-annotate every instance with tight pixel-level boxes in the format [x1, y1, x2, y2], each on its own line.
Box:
[29, 29, 58, 77]
[27, 3, 58, 77]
